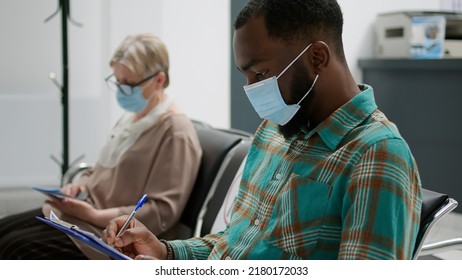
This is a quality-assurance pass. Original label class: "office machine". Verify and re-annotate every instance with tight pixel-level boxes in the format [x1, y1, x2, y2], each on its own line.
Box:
[375, 11, 462, 58]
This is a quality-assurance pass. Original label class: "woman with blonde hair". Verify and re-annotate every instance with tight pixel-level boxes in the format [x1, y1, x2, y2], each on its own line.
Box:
[0, 33, 202, 259]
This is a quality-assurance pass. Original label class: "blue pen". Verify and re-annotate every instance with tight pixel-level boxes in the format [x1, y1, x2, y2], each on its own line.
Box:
[115, 194, 148, 238]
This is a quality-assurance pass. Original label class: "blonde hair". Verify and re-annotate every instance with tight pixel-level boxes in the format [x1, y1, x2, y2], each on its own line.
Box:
[110, 33, 170, 88]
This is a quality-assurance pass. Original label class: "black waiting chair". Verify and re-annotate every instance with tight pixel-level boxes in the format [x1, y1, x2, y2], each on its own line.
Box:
[178, 121, 252, 238]
[194, 139, 251, 237]
[413, 188, 458, 259]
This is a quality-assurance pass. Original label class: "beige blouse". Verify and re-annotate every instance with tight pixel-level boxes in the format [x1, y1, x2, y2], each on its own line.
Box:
[43, 101, 202, 259]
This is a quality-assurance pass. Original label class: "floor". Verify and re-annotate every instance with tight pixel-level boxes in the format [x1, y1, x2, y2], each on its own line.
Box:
[419, 212, 462, 260]
[0, 186, 44, 219]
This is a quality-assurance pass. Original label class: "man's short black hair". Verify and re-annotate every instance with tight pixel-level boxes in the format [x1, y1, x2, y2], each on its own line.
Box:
[234, 0, 345, 61]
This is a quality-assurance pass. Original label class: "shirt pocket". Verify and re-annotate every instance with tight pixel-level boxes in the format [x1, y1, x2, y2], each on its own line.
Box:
[263, 174, 331, 259]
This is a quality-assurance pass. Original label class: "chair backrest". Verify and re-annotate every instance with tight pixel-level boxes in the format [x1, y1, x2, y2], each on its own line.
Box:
[412, 188, 458, 259]
[194, 138, 251, 237]
[179, 122, 252, 238]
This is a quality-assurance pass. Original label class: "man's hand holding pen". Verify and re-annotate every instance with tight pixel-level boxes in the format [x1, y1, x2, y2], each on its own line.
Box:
[101, 193, 168, 260]
[101, 216, 167, 260]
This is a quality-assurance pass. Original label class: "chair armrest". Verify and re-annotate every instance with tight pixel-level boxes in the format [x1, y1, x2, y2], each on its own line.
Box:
[420, 238, 462, 256]
[61, 162, 94, 186]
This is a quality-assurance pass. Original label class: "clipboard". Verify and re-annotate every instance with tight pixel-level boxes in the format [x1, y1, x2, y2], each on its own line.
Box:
[36, 215, 131, 260]
[32, 186, 88, 201]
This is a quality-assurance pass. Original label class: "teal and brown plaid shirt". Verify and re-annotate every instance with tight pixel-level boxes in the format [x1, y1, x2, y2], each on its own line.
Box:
[170, 85, 422, 259]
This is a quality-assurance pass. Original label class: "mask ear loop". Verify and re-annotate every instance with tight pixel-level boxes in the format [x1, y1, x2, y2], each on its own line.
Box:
[297, 74, 319, 105]
[144, 71, 164, 103]
[276, 43, 313, 80]
[295, 41, 328, 104]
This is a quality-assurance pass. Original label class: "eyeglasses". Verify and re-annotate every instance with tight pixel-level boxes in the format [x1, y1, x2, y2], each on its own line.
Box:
[105, 72, 159, 96]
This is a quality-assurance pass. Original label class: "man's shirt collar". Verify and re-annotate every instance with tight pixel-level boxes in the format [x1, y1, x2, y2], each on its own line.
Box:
[309, 84, 377, 151]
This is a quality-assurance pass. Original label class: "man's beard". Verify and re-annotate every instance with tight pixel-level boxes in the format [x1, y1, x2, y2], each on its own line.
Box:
[278, 63, 315, 139]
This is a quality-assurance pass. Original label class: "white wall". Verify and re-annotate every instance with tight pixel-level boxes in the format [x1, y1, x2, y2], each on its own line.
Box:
[0, 0, 229, 189]
[0, 0, 108, 188]
[105, 0, 230, 128]
[0, 0, 450, 192]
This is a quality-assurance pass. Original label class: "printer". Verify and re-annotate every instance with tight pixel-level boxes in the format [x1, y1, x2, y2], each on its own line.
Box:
[375, 11, 462, 58]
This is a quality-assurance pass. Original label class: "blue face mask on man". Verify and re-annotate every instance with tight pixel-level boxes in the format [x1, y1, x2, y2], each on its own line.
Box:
[116, 85, 148, 113]
[243, 43, 319, 126]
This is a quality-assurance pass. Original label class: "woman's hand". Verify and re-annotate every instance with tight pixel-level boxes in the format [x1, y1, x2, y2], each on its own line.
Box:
[45, 196, 95, 221]
[60, 183, 87, 198]
[101, 216, 167, 260]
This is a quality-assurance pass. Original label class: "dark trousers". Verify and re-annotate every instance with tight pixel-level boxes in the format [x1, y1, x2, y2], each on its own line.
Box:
[0, 208, 87, 259]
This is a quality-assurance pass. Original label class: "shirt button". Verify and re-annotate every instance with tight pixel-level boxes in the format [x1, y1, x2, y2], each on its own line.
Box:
[275, 173, 282, 180]
[254, 218, 260, 226]
[225, 256, 232, 260]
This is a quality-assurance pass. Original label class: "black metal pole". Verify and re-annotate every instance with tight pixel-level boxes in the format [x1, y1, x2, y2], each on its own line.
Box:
[61, 0, 69, 177]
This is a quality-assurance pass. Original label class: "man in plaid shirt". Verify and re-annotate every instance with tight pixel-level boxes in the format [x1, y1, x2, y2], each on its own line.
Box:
[103, 0, 422, 260]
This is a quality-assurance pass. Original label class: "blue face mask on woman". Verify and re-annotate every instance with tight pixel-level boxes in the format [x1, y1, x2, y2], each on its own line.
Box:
[112, 72, 159, 113]
[116, 85, 148, 113]
[243, 43, 319, 126]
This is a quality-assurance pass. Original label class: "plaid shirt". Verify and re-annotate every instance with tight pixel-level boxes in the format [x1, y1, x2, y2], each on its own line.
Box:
[170, 85, 422, 259]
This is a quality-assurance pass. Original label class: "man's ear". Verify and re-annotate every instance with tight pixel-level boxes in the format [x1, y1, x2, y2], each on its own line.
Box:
[309, 41, 330, 74]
